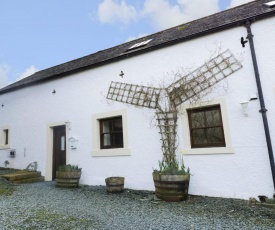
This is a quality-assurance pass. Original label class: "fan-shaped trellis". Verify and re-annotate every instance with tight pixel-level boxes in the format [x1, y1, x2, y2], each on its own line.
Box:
[106, 50, 242, 166]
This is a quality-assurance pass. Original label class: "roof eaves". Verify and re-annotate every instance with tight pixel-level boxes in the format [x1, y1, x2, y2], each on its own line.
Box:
[1, 0, 275, 95]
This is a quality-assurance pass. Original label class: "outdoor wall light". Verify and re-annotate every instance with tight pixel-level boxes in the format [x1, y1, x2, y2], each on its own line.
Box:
[250, 93, 258, 100]
[240, 101, 249, 117]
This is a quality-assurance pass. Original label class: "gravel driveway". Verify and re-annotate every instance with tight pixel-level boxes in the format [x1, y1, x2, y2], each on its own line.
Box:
[0, 171, 274, 230]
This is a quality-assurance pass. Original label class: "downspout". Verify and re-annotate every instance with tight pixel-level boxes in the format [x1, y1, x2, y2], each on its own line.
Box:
[245, 20, 275, 191]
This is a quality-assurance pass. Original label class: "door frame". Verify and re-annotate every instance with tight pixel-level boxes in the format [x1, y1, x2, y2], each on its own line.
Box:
[45, 121, 70, 181]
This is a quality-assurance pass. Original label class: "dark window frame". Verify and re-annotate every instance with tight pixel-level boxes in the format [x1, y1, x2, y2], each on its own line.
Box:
[100, 116, 123, 149]
[187, 105, 226, 148]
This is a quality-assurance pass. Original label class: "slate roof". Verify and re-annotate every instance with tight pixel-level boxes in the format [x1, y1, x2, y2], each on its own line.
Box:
[1, 0, 275, 95]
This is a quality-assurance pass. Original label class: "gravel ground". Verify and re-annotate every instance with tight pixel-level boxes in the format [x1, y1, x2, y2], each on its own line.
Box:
[0, 169, 275, 230]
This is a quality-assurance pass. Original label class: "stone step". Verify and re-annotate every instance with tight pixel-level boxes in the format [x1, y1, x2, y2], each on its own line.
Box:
[1, 170, 44, 184]
[12, 176, 45, 184]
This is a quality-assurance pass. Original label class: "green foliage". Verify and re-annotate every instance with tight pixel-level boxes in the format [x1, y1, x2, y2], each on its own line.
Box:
[156, 154, 190, 175]
[0, 187, 14, 196]
[177, 25, 187, 31]
[57, 164, 81, 172]
[22, 209, 95, 229]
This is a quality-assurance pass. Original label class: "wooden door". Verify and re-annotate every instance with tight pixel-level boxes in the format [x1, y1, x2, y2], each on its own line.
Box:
[52, 126, 66, 180]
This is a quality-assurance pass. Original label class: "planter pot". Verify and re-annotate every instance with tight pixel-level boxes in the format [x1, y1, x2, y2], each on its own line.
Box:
[105, 177, 124, 193]
[152, 171, 190, 202]
[56, 171, 81, 188]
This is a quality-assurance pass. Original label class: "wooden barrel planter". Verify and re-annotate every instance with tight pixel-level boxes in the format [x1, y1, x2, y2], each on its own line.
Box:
[56, 171, 81, 188]
[152, 171, 190, 202]
[105, 177, 124, 193]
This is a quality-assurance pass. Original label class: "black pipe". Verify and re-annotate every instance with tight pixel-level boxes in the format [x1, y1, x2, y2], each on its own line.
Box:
[245, 20, 275, 191]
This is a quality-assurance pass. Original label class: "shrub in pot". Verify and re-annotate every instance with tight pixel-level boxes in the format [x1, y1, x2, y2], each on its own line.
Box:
[56, 164, 81, 188]
[153, 155, 190, 202]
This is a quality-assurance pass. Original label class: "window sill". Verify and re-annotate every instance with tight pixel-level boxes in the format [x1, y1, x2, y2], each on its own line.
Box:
[183, 147, 235, 155]
[0, 145, 10, 150]
[91, 148, 131, 157]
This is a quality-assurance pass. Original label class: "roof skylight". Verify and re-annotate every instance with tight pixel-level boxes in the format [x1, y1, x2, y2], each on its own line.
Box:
[127, 39, 153, 51]
[263, 1, 275, 8]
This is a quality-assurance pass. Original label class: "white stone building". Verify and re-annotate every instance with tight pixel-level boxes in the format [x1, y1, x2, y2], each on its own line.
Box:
[1, 0, 275, 200]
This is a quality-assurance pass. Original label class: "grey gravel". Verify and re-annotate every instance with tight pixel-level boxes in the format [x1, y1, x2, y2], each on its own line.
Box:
[0, 170, 274, 230]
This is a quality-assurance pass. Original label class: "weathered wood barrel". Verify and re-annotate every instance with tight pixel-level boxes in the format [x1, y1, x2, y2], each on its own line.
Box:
[56, 171, 81, 188]
[105, 177, 125, 193]
[152, 172, 190, 202]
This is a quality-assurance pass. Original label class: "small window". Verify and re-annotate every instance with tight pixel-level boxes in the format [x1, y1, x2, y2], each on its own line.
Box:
[92, 110, 130, 156]
[0, 127, 10, 149]
[100, 116, 123, 149]
[263, 1, 275, 8]
[127, 39, 153, 51]
[4, 129, 8, 145]
[187, 105, 225, 148]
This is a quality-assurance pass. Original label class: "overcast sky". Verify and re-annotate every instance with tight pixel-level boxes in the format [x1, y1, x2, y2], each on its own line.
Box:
[0, 0, 254, 88]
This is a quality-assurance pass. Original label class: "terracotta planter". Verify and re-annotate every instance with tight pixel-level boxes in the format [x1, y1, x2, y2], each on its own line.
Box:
[56, 171, 81, 188]
[152, 171, 190, 202]
[105, 177, 124, 193]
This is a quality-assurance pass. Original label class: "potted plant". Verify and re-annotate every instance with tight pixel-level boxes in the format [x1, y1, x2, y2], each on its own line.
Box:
[153, 153, 190, 202]
[105, 176, 125, 193]
[56, 164, 81, 188]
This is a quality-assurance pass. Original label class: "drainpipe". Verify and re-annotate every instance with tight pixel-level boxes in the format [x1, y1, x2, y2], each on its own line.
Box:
[245, 20, 275, 191]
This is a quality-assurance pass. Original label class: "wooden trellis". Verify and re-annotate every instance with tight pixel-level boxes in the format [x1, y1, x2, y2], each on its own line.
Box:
[167, 49, 243, 106]
[107, 81, 162, 109]
[106, 50, 243, 164]
[156, 110, 178, 164]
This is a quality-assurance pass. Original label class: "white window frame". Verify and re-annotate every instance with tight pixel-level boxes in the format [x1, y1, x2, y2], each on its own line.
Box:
[181, 98, 234, 155]
[91, 109, 131, 157]
[0, 126, 10, 150]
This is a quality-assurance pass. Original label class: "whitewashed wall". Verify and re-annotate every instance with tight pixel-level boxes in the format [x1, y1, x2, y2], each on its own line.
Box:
[0, 17, 275, 200]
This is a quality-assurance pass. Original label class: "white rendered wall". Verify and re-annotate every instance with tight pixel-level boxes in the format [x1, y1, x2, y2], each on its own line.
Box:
[0, 18, 275, 199]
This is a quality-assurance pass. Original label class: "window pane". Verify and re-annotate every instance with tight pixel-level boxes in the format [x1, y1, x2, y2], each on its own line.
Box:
[192, 129, 207, 144]
[61, 135, 65, 151]
[205, 110, 220, 126]
[206, 128, 224, 143]
[103, 134, 111, 146]
[113, 119, 123, 132]
[114, 133, 123, 146]
[103, 120, 112, 132]
[188, 105, 225, 148]
[191, 112, 205, 128]
[100, 116, 124, 149]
